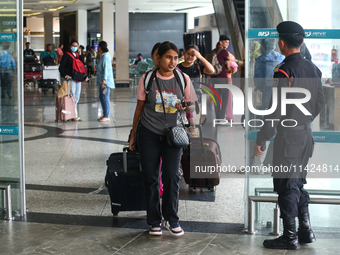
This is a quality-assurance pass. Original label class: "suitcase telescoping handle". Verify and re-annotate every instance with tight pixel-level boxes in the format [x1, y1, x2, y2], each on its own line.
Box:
[122, 147, 142, 173]
[66, 78, 72, 97]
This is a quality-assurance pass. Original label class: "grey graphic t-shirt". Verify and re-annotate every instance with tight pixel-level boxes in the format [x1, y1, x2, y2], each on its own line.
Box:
[137, 71, 197, 135]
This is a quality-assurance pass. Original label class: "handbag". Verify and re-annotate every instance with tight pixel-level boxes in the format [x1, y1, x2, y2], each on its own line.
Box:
[155, 77, 189, 148]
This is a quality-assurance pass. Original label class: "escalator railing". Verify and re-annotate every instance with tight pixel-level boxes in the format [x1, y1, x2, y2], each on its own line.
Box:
[212, 0, 283, 60]
[212, 0, 244, 60]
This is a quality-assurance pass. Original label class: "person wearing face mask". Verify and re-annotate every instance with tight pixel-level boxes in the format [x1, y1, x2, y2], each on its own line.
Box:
[59, 39, 87, 121]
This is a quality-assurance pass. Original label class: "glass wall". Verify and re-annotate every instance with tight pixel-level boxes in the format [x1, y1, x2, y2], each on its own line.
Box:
[0, 0, 24, 218]
[245, 0, 340, 232]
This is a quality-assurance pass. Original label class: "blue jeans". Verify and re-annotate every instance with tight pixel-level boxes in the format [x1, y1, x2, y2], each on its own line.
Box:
[99, 86, 110, 117]
[138, 125, 182, 225]
[71, 80, 81, 117]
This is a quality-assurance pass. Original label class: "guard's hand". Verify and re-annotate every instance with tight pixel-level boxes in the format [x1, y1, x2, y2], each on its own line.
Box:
[254, 144, 265, 157]
[101, 83, 106, 89]
[175, 102, 186, 111]
[65, 75, 71, 80]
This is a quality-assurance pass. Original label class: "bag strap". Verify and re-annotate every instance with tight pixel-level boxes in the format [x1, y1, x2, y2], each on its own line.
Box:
[215, 48, 223, 56]
[154, 77, 169, 130]
[173, 69, 186, 96]
[66, 52, 79, 60]
[144, 69, 157, 94]
[144, 69, 157, 103]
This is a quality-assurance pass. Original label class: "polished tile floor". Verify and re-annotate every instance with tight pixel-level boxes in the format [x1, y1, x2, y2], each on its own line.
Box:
[0, 79, 339, 254]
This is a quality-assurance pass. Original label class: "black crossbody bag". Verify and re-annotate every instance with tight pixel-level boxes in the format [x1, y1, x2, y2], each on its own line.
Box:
[154, 77, 189, 148]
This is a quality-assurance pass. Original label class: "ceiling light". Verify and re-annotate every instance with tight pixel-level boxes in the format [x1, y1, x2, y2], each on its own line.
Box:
[39, 0, 76, 3]
[24, 12, 43, 17]
[0, 9, 16, 12]
[49, 6, 64, 11]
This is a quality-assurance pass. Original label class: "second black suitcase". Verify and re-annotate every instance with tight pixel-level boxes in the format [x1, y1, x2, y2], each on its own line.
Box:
[39, 79, 58, 94]
[105, 147, 146, 216]
[24, 62, 42, 72]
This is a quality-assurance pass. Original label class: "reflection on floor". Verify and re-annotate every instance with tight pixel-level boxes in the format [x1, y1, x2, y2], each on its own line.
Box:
[0, 80, 339, 254]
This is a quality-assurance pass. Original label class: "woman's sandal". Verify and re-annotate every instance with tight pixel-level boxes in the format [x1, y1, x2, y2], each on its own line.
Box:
[149, 223, 162, 236]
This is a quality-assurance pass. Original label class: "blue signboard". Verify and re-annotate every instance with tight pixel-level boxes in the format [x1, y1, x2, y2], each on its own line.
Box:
[0, 33, 17, 42]
[0, 126, 19, 135]
[248, 29, 340, 39]
[248, 131, 340, 143]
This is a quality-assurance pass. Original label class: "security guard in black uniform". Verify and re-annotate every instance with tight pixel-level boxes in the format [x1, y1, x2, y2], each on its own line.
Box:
[254, 21, 325, 250]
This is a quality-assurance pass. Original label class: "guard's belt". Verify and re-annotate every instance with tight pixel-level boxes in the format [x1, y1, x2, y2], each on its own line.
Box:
[281, 123, 311, 131]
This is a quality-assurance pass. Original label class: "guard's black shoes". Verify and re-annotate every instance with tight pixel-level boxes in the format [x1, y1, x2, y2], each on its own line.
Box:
[298, 207, 316, 243]
[263, 218, 300, 250]
[263, 235, 300, 250]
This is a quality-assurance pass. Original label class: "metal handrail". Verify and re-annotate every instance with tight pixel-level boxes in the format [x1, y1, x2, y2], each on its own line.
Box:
[246, 196, 340, 235]
[254, 188, 340, 223]
[0, 184, 12, 221]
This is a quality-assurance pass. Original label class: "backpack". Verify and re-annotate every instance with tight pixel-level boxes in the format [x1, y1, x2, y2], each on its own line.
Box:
[42, 55, 55, 66]
[67, 52, 86, 82]
[144, 69, 187, 101]
[205, 48, 223, 76]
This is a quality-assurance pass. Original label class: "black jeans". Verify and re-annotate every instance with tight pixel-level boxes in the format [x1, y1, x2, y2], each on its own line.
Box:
[87, 66, 94, 77]
[212, 79, 229, 119]
[138, 125, 182, 225]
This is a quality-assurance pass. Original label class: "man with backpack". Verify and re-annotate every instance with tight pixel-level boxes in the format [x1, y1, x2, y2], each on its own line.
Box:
[40, 44, 58, 66]
[208, 35, 232, 119]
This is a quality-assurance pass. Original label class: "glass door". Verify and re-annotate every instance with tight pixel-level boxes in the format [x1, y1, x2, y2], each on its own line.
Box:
[245, 0, 340, 232]
[0, 0, 25, 218]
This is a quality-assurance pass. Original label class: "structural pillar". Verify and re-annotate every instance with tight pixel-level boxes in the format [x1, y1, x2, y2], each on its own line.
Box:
[115, 0, 130, 87]
[76, 10, 88, 47]
[44, 13, 54, 49]
[100, 2, 114, 56]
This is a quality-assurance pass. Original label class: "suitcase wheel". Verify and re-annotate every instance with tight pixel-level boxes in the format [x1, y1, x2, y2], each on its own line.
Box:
[208, 186, 216, 192]
[112, 205, 119, 216]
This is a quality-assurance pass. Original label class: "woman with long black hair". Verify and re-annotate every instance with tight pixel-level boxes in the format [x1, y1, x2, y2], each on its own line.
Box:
[129, 42, 197, 236]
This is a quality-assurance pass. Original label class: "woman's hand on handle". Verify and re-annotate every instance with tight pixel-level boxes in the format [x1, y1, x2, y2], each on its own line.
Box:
[129, 134, 136, 151]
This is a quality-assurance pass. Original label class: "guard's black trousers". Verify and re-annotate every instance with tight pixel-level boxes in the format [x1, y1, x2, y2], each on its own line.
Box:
[272, 127, 314, 219]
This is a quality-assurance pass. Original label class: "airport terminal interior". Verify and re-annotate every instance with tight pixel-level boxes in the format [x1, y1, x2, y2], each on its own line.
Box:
[1, 0, 340, 254]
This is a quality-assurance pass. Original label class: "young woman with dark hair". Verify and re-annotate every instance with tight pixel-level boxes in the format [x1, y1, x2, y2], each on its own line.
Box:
[96, 41, 114, 122]
[129, 41, 197, 236]
[177, 45, 214, 127]
[151, 42, 161, 69]
[59, 39, 88, 121]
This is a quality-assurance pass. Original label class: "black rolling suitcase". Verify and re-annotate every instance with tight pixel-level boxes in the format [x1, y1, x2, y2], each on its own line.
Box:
[105, 147, 146, 216]
[39, 79, 58, 94]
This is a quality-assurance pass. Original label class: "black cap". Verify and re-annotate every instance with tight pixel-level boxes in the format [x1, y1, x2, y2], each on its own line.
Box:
[219, 35, 230, 41]
[277, 21, 305, 37]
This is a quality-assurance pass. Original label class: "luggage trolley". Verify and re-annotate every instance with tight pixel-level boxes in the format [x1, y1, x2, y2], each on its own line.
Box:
[39, 65, 61, 94]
